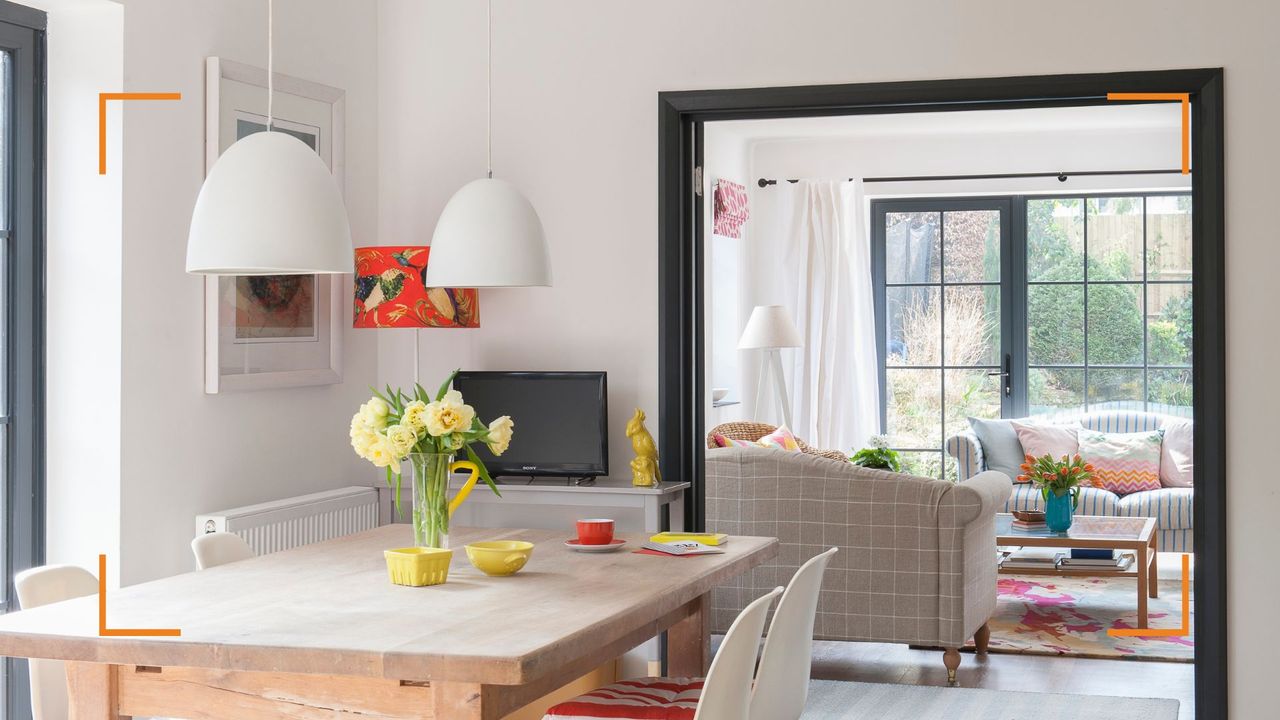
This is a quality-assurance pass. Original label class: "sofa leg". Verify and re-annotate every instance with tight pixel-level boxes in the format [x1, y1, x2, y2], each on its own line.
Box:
[943, 647, 961, 686]
[975, 621, 991, 655]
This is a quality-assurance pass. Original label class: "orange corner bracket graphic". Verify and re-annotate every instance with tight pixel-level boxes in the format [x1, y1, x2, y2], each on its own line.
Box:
[98, 554, 181, 637]
[1107, 92, 1190, 174]
[1107, 553, 1191, 638]
[98, 92, 182, 175]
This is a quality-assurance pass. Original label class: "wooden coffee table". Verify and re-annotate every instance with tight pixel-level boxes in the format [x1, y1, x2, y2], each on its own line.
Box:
[996, 514, 1158, 627]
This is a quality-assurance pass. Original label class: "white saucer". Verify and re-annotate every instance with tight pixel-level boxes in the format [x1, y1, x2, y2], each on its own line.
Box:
[564, 539, 627, 553]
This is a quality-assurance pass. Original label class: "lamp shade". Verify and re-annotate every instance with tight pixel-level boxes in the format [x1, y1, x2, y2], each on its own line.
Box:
[425, 178, 551, 287]
[738, 305, 803, 349]
[353, 246, 480, 328]
[187, 132, 353, 275]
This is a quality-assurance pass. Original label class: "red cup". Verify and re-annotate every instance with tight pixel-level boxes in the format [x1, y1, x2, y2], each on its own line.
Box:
[576, 518, 615, 545]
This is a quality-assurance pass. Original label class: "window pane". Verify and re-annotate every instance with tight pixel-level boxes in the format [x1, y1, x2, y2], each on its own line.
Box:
[1146, 195, 1192, 281]
[885, 212, 940, 284]
[1148, 284, 1192, 366]
[944, 285, 999, 366]
[1087, 197, 1143, 281]
[943, 210, 1000, 283]
[1088, 368, 1144, 411]
[1028, 284, 1083, 365]
[1027, 198, 1083, 282]
[1148, 368, 1193, 417]
[885, 369, 941, 449]
[1029, 368, 1085, 416]
[898, 451, 944, 480]
[886, 286, 939, 366]
[1087, 283, 1143, 365]
[944, 369, 1000, 439]
[0, 51, 8, 230]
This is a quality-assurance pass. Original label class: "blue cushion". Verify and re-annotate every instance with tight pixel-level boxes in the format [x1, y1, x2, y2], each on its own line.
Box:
[967, 417, 1025, 481]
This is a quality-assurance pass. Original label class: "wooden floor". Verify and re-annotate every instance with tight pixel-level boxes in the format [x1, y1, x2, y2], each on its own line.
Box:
[809, 641, 1193, 720]
[804, 552, 1195, 719]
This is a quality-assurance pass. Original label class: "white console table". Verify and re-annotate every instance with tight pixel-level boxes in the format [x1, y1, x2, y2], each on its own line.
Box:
[366, 477, 689, 534]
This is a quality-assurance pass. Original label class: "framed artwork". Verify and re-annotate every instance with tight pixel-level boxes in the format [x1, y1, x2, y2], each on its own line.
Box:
[203, 57, 347, 393]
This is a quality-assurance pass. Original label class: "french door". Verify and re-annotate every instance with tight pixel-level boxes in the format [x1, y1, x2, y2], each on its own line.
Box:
[872, 192, 1193, 479]
[0, 2, 45, 718]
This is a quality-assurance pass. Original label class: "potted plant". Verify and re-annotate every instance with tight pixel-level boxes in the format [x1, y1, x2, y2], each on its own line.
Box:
[849, 435, 903, 472]
[1017, 453, 1097, 532]
[349, 369, 513, 549]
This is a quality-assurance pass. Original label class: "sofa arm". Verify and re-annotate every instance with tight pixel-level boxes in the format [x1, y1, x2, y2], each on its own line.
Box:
[950, 470, 1013, 526]
[945, 430, 984, 482]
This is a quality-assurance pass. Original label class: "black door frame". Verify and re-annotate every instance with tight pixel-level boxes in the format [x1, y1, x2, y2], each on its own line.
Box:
[658, 69, 1225, 717]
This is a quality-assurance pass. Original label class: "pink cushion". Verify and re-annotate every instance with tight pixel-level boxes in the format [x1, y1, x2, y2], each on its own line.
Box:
[1011, 421, 1079, 461]
[1078, 429, 1164, 496]
[543, 677, 702, 719]
[1160, 419, 1194, 488]
[710, 433, 755, 449]
[756, 425, 802, 452]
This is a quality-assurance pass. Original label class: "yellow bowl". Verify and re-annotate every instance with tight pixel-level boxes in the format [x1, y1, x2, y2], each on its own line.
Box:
[384, 547, 453, 587]
[465, 541, 534, 577]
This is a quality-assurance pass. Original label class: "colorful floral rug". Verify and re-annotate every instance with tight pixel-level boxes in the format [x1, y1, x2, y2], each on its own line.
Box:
[972, 575, 1194, 662]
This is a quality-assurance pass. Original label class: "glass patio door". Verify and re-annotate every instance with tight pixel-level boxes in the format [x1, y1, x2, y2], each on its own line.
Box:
[871, 199, 1012, 479]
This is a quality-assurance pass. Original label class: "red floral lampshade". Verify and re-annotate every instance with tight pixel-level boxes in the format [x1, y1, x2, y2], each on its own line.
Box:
[353, 246, 480, 328]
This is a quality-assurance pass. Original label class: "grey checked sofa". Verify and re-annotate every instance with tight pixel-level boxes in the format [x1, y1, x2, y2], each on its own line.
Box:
[945, 411, 1193, 552]
[705, 446, 1011, 684]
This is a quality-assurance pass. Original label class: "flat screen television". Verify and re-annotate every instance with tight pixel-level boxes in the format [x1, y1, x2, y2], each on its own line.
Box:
[454, 371, 608, 480]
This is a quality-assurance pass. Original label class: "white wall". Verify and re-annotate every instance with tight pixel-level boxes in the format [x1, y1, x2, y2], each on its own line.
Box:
[703, 129, 751, 431]
[377, 0, 1277, 712]
[31, 0, 125, 582]
[116, 0, 380, 585]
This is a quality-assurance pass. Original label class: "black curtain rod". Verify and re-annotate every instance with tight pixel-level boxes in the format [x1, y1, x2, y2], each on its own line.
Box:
[756, 168, 1185, 188]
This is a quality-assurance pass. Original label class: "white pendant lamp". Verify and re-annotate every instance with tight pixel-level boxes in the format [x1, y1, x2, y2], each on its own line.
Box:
[186, 0, 352, 275]
[426, 0, 551, 288]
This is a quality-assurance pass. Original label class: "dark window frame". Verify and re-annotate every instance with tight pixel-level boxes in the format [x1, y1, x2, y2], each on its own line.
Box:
[659, 68, 1227, 718]
[0, 1, 45, 718]
[870, 191, 1193, 478]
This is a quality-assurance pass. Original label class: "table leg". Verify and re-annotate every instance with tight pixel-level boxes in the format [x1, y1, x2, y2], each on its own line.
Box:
[1136, 544, 1149, 628]
[65, 662, 128, 720]
[1149, 535, 1159, 599]
[431, 681, 486, 719]
[667, 592, 710, 677]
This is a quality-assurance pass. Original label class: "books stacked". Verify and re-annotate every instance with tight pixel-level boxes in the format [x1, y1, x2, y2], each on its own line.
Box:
[640, 540, 725, 556]
[1000, 547, 1059, 570]
[1057, 548, 1133, 572]
[650, 532, 728, 546]
[1010, 517, 1046, 531]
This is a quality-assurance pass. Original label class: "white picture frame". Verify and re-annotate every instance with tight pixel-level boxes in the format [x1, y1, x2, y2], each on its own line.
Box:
[203, 57, 347, 393]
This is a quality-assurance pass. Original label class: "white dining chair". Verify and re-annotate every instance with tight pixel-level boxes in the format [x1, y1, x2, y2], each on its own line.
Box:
[15, 565, 99, 720]
[191, 532, 255, 569]
[542, 585, 784, 720]
[750, 547, 838, 720]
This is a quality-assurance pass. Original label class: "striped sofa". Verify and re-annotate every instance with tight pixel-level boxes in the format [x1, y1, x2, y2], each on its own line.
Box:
[946, 411, 1193, 552]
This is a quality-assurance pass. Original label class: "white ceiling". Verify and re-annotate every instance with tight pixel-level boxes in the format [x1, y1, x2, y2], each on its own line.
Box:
[712, 102, 1181, 144]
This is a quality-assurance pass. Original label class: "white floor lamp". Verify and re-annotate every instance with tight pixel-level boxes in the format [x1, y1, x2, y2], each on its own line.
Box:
[738, 305, 803, 429]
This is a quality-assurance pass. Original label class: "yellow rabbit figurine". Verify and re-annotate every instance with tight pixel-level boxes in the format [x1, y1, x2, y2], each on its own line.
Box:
[627, 408, 661, 487]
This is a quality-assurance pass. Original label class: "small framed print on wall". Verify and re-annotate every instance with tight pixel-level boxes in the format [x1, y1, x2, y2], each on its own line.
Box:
[203, 57, 347, 393]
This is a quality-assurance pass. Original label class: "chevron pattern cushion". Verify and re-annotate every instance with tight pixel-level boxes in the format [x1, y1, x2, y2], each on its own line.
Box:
[1078, 429, 1164, 496]
[542, 678, 702, 719]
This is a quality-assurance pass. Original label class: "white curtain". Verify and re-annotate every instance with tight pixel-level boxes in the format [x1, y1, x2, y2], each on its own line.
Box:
[769, 180, 879, 453]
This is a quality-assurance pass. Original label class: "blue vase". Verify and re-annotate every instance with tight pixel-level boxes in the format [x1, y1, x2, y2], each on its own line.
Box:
[1045, 490, 1075, 532]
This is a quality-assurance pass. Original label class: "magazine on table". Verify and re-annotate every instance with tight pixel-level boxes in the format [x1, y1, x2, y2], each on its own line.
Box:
[640, 540, 725, 556]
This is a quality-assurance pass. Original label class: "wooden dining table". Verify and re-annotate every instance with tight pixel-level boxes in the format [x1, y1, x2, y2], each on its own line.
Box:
[0, 526, 777, 719]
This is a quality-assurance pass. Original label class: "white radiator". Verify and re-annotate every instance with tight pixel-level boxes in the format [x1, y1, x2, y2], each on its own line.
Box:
[195, 486, 380, 556]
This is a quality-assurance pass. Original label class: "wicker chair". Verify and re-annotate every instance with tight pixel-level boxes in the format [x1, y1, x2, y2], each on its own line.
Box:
[706, 421, 849, 462]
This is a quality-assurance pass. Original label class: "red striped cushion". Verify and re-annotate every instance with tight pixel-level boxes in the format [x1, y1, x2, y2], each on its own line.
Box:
[543, 677, 703, 719]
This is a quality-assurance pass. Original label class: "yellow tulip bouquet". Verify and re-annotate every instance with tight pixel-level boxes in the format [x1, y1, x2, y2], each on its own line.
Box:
[350, 370, 512, 546]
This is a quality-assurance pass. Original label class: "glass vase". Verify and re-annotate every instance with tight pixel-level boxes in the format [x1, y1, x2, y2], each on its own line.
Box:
[1044, 489, 1075, 533]
[409, 453, 455, 549]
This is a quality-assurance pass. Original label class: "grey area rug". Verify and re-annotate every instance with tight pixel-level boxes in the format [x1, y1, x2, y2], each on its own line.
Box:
[802, 680, 1180, 719]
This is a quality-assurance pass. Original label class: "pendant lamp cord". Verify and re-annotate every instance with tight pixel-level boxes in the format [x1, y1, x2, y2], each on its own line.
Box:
[266, 0, 274, 131]
[486, 0, 492, 179]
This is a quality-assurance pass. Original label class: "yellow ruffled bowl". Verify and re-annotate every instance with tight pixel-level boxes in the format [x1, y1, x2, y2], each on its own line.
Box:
[384, 547, 453, 586]
[465, 541, 534, 577]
